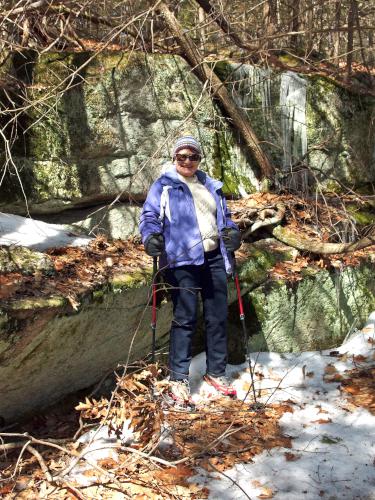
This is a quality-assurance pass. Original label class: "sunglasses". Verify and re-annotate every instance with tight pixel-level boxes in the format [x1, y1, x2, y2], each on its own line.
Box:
[175, 153, 201, 162]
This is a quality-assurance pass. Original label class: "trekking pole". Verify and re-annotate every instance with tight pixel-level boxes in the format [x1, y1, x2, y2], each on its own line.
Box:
[151, 256, 158, 363]
[232, 256, 258, 404]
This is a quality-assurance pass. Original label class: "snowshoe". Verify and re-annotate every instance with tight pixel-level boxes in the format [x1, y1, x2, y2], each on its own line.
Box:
[203, 374, 237, 398]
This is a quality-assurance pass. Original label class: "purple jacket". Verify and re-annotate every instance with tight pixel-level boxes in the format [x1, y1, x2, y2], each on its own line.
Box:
[139, 165, 238, 274]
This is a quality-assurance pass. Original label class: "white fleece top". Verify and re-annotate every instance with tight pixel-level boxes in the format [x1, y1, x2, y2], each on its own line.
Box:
[178, 173, 219, 252]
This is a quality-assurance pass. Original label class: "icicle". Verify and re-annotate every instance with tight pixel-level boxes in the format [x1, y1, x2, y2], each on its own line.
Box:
[280, 72, 308, 169]
[231, 64, 272, 117]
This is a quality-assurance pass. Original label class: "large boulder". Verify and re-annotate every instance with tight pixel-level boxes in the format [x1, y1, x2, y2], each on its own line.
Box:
[0, 52, 258, 216]
[236, 242, 375, 352]
[0, 274, 172, 422]
[2, 52, 373, 226]
[1, 238, 373, 422]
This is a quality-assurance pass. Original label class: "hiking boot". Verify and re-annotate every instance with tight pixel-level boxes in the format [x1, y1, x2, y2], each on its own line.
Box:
[167, 379, 191, 407]
[203, 374, 237, 397]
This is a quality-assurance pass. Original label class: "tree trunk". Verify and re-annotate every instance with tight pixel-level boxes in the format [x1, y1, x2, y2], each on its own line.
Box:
[158, 1, 274, 179]
[197, 7, 206, 53]
[333, 0, 341, 66]
[290, 0, 300, 50]
[194, 0, 258, 52]
[263, 0, 278, 50]
[353, 0, 370, 74]
[346, 0, 355, 79]
[303, 0, 314, 56]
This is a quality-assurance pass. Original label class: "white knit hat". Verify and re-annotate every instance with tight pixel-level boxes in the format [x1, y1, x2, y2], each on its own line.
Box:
[172, 136, 202, 157]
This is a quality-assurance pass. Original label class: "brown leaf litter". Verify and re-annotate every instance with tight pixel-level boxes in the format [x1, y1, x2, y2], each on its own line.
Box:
[323, 352, 375, 415]
[1, 364, 293, 499]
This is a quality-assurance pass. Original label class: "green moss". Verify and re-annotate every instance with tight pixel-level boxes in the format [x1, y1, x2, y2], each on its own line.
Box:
[110, 269, 151, 291]
[307, 75, 338, 94]
[346, 205, 375, 225]
[6, 296, 66, 310]
[212, 131, 257, 195]
[249, 289, 268, 324]
[211, 60, 233, 82]
[93, 289, 105, 301]
[325, 180, 342, 193]
[278, 54, 301, 67]
[34, 161, 82, 200]
[301, 266, 321, 277]
[0, 247, 54, 274]
[238, 247, 276, 285]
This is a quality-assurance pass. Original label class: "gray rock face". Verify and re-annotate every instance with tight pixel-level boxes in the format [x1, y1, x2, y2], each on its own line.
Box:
[247, 263, 375, 352]
[38, 203, 142, 239]
[0, 52, 256, 218]
[2, 52, 373, 237]
[0, 283, 173, 422]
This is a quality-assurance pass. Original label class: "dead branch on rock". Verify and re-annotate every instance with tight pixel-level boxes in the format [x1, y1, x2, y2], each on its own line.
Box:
[272, 224, 375, 255]
[240, 203, 286, 239]
[231, 193, 375, 255]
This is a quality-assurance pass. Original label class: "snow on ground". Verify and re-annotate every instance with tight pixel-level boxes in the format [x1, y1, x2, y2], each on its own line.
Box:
[190, 312, 375, 500]
[68, 313, 375, 498]
[0, 212, 92, 250]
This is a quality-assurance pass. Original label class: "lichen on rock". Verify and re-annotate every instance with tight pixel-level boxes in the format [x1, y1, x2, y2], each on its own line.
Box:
[0, 246, 54, 274]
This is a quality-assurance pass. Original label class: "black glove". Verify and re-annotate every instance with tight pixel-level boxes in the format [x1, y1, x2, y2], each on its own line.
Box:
[144, 233, 165, 256]
[221, 227, 241, 252]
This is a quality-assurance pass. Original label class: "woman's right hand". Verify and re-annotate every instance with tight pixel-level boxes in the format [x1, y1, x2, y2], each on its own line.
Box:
[144, 233, 165, 256]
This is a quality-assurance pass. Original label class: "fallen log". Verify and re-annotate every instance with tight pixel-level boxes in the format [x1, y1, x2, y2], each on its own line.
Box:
[271, 225, 375, 255]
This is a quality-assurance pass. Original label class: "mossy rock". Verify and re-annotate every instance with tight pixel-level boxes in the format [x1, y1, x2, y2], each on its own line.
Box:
[0, 246, 54, 274]
[245, 262, 375, 353]
[346, 204, 375, 225]
[306, 76, 375, 188]
[238, 239, 296, 287]
[0, 52, 259, 215]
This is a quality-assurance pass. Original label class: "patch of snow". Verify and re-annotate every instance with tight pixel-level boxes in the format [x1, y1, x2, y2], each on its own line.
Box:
[68, 420, 133, 486]
[67, 313, 375, 496]
[0, 212, 92, 250]
[190, 312, 375, 499]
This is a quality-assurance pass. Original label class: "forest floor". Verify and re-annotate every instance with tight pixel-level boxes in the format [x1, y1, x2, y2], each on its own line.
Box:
[1, 313, 374, 499]
[0, 193, 374, 498]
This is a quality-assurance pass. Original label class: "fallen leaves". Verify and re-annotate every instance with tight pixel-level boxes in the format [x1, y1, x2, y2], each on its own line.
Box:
[72, 363, 293, 498]
[340, 366, 375, 415]
[76, 365, 163, 445]
[284, 452, 301, 461]
[321, 360, 375, 415]
[323, 364, 345, 383]
[0, 236, 150, 304]
[311, 418, 332, 424]
[258, 486, 275, 498]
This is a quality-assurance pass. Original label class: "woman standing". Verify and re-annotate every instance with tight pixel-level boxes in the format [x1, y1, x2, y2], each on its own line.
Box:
[139, 136, 241, 406]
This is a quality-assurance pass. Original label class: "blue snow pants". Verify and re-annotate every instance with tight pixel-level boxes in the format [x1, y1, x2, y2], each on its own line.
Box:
[165, 247, 228, 380]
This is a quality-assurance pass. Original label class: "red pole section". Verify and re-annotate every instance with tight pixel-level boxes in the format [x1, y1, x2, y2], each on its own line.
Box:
[234, 273, 245, 318]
